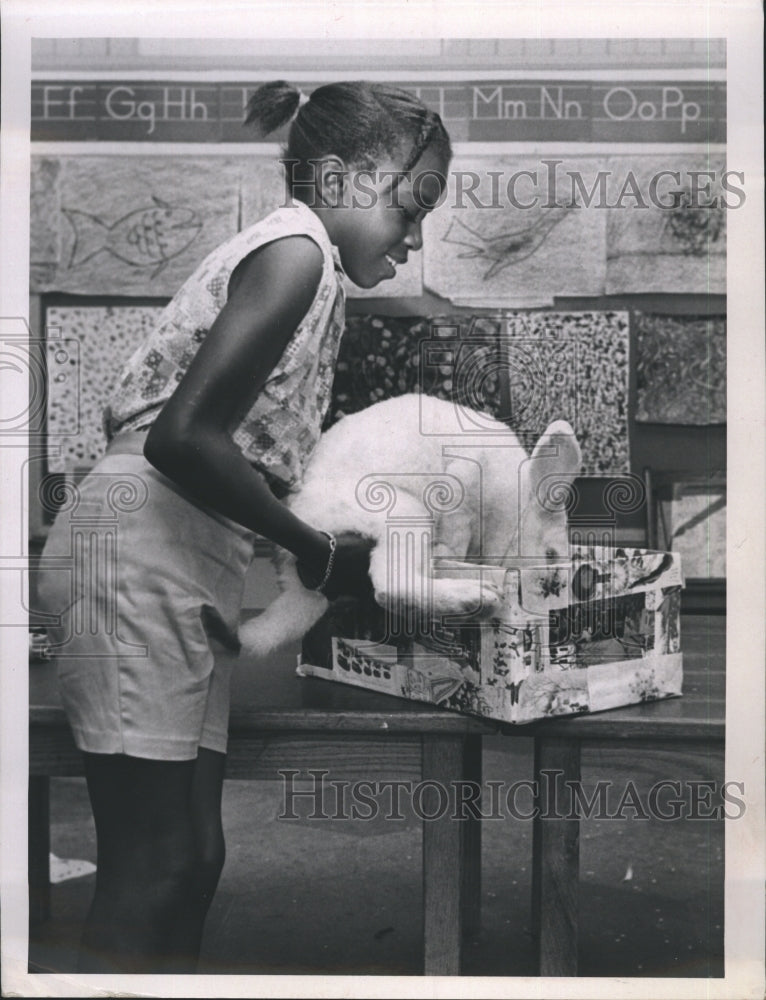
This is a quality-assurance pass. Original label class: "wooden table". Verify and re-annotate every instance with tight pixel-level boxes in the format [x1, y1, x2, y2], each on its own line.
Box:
[522, 613, 725, 974]
[28, 614, 724, 976]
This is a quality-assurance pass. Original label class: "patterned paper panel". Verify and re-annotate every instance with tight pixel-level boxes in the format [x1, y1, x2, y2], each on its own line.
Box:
[423, 156, 607, 306]
[326, 314, 505, 427]
[605, 155, 727, 294]
[36, 157, 242, 296]
[635, 313, 726, 424]
[502, 311, 630, 475]
[45, 305, 165, 472]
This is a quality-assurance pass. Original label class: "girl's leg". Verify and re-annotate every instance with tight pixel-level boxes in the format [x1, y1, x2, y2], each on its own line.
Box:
[164, 747, 228, 967]
[78, 752, 214, 974]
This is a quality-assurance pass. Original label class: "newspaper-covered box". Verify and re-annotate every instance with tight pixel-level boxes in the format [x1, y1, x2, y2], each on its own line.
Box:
[297, 546, 683, 724]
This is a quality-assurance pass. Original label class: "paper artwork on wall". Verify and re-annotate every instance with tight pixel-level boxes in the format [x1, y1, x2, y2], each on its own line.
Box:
[45, 305, 165, 472]
[634, 313, 726, 424]
[30, 157, 61, 265]
[605, 155, 726, 294]
[660, 486, 726, 578]
[423, 156, 607, 306]
[32, 157, 243, 296]
[237, 157, 293, 230]
[502, 311, 630, 475]
[327, 314, 504, 426]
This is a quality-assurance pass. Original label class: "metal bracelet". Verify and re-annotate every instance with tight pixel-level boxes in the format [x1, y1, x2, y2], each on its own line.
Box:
[314, 530, 337, 594]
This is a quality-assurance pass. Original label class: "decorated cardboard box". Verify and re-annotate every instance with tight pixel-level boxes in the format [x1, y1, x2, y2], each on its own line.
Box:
[297, 546, 683, 724]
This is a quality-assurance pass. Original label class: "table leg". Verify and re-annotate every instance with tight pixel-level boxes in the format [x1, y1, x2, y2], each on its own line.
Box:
[531, 736, 581, 976]
[28, 775, 51, 925]
[422, 734, 463, 975]
[461, 734, 482, 940]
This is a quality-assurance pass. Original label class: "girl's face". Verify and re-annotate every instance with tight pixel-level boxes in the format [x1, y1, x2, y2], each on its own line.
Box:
[329, 144, 449, 289]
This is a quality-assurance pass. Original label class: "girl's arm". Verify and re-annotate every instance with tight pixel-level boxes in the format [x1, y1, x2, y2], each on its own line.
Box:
[144, 235, 334, 577]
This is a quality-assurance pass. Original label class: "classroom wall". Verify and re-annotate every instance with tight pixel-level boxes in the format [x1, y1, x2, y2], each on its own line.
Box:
[29, 38, 727, 588]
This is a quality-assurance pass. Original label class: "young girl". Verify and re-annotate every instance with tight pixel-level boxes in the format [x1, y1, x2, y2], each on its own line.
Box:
[38, 80, 451, 973]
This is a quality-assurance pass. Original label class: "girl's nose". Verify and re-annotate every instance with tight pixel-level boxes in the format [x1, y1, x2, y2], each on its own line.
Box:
[404, 220, 423, 252]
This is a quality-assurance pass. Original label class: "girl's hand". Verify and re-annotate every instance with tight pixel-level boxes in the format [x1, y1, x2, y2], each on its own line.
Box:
[296, 532, 374, 600]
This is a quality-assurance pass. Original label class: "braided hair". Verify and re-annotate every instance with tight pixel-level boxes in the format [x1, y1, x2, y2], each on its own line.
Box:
[245, 80, 451, 200]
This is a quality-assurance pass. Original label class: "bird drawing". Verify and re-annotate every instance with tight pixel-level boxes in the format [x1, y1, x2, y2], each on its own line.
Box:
[440, 205, 575, 280]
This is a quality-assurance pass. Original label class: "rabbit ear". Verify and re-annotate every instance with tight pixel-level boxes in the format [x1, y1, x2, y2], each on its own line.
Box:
[530, 420, 581, 476]
[520, 420, 581, 516]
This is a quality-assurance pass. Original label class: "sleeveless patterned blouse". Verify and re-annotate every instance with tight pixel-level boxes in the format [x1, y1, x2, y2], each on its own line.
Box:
[105, 200, 346, 492]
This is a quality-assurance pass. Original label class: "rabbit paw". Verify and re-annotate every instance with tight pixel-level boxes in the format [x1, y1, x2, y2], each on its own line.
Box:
[430, 577, 502, 616]
[376, 577, 502, 617]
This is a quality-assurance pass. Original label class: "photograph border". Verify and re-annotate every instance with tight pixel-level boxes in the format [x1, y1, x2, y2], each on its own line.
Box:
[2, 2, 764, 998]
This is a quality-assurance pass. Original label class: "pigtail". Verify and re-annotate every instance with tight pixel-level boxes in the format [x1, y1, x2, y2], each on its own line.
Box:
[244, 80, 303, 136]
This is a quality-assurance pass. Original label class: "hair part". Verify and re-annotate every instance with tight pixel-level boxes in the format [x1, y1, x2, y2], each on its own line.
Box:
[245, 80, 452, 200]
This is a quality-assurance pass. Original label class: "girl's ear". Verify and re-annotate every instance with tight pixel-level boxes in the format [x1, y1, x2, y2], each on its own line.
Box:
[316, 155, 348, 208]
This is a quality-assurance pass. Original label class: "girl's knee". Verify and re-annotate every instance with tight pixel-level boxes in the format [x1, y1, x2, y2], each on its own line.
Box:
[95, 811, 225, 904]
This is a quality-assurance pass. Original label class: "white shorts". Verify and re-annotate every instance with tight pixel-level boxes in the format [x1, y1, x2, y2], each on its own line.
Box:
[37, 438, 257, 760]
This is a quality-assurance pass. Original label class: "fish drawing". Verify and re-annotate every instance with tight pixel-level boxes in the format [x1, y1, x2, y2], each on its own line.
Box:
[441, 206, 574, 280]
[62, 196, 203, 278]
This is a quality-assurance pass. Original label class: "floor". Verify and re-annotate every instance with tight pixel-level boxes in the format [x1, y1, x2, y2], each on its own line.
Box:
[29, 736, 724, 979]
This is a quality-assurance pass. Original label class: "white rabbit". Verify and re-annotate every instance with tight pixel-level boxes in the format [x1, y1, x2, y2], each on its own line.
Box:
[239, 393, 581, 655]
